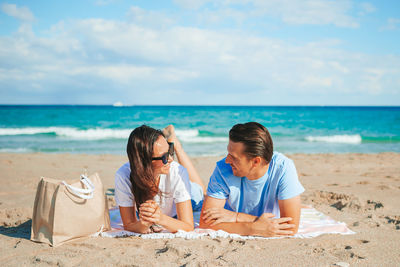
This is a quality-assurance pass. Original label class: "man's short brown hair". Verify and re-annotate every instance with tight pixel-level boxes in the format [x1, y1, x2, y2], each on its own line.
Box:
[229, 122, 273, 163]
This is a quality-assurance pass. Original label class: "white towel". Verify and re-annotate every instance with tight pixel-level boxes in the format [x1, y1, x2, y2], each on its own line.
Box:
[101, 207, 355, 239]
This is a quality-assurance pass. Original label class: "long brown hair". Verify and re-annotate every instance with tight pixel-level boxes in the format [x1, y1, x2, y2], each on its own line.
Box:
[127, 125, 164, 208]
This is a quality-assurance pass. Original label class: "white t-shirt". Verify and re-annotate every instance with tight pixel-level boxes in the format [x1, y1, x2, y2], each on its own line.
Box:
[115, 161, 192, 217]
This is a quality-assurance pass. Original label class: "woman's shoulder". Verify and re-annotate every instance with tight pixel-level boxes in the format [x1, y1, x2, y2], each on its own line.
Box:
[169, 161, 185, 175]
[115, 162, 131, 180]
[168, 161, 189, 181]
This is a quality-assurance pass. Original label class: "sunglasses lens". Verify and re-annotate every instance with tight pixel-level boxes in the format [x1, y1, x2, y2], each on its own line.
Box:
[162, 153, 169, 164]
[168, 143, 174, 156]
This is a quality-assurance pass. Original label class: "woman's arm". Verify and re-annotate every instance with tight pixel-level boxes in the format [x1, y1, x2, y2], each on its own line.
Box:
[119, 206, 152, 234]
[163, 125, 206, 193]
[140, 200, 194, 232]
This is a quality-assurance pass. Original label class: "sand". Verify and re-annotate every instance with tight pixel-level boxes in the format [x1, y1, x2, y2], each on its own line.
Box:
[0, 152, 399, 266]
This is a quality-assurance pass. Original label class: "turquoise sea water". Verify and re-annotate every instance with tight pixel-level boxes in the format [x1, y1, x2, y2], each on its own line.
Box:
[0, 105, 399, 156]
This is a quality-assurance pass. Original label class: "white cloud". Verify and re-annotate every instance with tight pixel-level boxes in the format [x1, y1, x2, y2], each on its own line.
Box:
[1, 5, 399, 104]
[380, 17, 400, 31]
[127, 6, 175, 27]
[195, 8, 248, 26]
[95, 0, 120, 6]
[300, 76, 333, 88]
[251, 0, 359, 28]
[1, 3, 34, 22]
[359, 2, 376, 15]
[359, 68, 385, 94]
[176, 0, 360, 28]
[173, 0, 212, 9]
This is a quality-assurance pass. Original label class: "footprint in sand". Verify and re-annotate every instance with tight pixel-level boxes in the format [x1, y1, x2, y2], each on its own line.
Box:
[376, 185, 390, 190]
[384, 215, 400, 230]
[311, 191, 362, 211]
[366, 200, 384, 210]
[350, 252, 365, 259]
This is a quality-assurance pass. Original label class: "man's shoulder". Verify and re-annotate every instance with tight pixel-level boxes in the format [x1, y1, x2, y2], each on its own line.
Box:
[268, 152, 296, 180]
[214, 157, 234, 178]
[271, 152, 294, 168]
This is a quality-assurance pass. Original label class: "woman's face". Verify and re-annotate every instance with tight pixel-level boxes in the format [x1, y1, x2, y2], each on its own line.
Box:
[151, 135, 173, 177]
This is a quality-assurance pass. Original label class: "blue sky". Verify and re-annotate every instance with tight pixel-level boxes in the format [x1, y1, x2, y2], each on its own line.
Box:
[0, 0, 399, 105]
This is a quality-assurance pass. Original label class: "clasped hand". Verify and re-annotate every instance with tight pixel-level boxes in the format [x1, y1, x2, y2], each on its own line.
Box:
[202, 207, 237, 226]
[253, 213, 294, 237]
[202, 208, 295, 237]
[138, 200, 161, 227]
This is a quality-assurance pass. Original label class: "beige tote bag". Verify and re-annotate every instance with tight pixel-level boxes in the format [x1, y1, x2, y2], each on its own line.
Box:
[31, 173, 111, 247]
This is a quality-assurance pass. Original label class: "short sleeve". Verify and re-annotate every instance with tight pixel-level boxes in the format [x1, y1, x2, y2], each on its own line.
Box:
[115, 170, 135, 207]
[172, 165, 191, 203]
[277, 159, 305, 200]
[206, 164, 229, 199]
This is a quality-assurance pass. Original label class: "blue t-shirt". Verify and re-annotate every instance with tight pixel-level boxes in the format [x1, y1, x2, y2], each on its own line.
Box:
[206, 152, 305, 217]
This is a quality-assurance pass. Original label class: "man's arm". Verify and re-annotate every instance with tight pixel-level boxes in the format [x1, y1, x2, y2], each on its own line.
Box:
[199, 196, 256, 235]
[199, 196, 295, 237]
[201, 196, 257, 226]
[278, 195, 301, 234]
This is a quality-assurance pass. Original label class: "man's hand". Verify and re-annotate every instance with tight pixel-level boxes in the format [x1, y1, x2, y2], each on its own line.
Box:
[202, 207, 237, 226]
[252, 213, 295, 237]
[139, 200, 161, 225]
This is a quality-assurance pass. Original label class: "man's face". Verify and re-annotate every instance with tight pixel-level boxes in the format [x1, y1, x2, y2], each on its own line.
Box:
[225, 140, 253, 177]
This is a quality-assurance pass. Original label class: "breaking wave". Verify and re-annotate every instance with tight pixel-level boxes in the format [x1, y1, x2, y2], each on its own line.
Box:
[305, 134, 362, 144]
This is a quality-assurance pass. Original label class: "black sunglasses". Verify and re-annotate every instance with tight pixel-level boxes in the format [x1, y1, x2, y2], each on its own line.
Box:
[152, 142, 174, 164]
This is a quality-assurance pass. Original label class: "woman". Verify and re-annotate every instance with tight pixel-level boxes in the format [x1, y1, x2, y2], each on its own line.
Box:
[115, 125, 205, 233]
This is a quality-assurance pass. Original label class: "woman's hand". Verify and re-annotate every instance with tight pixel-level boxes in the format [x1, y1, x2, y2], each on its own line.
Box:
[202, 207, 237, 226]
[139, 200, 161, 225]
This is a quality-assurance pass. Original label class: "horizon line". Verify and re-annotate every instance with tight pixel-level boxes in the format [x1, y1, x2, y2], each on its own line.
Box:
[0, 104, 399, 108]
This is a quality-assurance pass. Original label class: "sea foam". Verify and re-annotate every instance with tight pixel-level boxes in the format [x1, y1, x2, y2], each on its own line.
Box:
[0, 147, 34, 153]
[0, 127, 131, 140]
[0, 127, 228, 143]
[176, 129, 227, 143]
[305, 134, 362, 144]
[0, 127, 64, 135]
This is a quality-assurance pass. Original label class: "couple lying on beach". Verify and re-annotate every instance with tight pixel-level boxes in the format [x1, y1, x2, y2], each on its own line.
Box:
[114, 122, 304, 237]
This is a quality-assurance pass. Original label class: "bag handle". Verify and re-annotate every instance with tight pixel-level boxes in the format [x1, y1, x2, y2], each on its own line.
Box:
[62, 175, 95, 199]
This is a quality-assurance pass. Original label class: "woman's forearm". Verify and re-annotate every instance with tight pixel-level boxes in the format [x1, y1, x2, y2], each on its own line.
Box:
[158, 213, 194, 232]
[123, 220, 151, 234]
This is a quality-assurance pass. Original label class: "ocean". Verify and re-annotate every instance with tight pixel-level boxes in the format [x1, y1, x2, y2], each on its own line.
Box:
[0, 105, 399, 156]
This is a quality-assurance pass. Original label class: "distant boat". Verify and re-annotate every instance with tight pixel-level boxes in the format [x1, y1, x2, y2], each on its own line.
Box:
[113, 102, 124, 107]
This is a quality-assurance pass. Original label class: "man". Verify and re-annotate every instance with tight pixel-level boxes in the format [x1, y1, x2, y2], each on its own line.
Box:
[199, 122, 304, 237]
